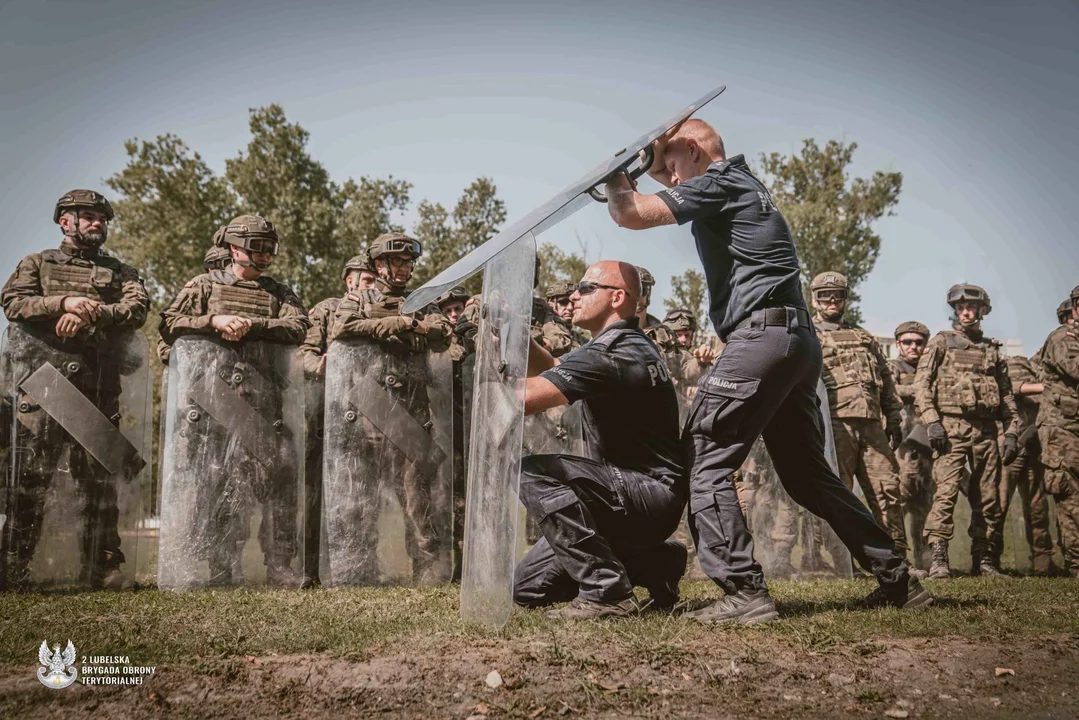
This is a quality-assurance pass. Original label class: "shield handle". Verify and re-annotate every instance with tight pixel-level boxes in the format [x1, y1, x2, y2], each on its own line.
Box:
[587, 144, 655, 203]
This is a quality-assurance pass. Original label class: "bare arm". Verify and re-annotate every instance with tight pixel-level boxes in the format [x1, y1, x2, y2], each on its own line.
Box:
[605, 172, 677, 231]
[523, 375, 569, 415]
[527, 337, 559, 377]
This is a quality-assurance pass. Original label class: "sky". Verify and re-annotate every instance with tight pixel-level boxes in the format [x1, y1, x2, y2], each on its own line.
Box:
[1, 0, 1077, 354]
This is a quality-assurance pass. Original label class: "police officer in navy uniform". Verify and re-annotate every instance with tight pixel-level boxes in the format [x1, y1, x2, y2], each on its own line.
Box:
[514, 261, 687, 619]
[604, 118, 930, 622]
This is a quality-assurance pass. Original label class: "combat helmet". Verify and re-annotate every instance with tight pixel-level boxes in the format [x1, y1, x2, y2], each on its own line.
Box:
[1071, 283, 1079, 305]
[368, 232, 422, 262]
[810, 271, 849, 299]
[546, 280, 577, 300]
[637, 266, 655, 295]
[946, 283, 991, 315]
[894, 320, 930, 340]
[437, 285, 469, 305]
[216, 215, 280, 256]
[1057, 299, 1072, 324]
[341, 254, 374, 281]
[203, 245, 232, 270]
[54, 189, 114, 224]
[663, 307, 698, 333]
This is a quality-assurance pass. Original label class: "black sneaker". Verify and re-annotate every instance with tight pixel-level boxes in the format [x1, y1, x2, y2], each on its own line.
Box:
[543, 596, 639, 620]
[684, 587, 779, 625]
[862, 576, 934, 610]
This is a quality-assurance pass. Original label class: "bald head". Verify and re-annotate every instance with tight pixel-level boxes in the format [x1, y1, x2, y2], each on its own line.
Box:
[674, 119, 725, 159]
[572, 260, 642, 332]
[663, 119, 727, 185]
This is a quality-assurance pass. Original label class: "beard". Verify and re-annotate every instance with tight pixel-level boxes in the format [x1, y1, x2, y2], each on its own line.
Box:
[80, 229, 107, 247]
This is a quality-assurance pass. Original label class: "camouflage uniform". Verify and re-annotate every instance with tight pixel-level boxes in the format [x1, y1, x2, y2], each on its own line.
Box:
[890, 322, 934, 570]
[813, 321, 909, 557]
[159, 215, 309, 585]
[1034, 287, 1079, 576]
[989, 355, 1056, 573]
[325, 235, 454, 583]
[1, 190, 149, 589]
[914, 285, 1018, 575]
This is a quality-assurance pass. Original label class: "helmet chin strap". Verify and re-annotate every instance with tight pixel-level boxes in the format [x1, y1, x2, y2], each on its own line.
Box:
[63, 210, 107, 249]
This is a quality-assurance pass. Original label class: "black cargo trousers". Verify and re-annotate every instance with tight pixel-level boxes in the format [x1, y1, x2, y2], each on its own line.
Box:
[686, 307, 908, 593]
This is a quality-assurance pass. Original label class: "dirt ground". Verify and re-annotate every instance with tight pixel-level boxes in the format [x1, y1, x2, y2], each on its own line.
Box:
[2, 579, 1077, 719]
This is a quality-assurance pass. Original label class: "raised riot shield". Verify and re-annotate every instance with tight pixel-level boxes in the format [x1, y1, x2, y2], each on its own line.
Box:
[157, 337, 304, 590]
[461, 233, 535, 627]
[321, 337, 453, 587]
[739, 379, 852, 580]
[1, 323, 151, 590]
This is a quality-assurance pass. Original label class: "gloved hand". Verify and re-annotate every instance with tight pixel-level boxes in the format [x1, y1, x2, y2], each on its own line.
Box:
[371, 315, 414, 340]
[886, 423, 903, 451]
[1001, 433, 1019, 466]
[927, 421, 948, 454]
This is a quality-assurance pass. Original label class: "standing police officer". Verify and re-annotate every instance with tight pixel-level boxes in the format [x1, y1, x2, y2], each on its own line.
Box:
[810, 271, 910, 564]
[514, 261, 687, 618]
[913, 284, 1019, 578]
[603, 119, 926, 622]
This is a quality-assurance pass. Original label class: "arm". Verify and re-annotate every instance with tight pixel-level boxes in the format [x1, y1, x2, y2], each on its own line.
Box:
[873, 340, 904, 430]
[420, 310, 454, 353]
[913, 335, 946, 425]
[527, 337, 559, 377]
[995, 355, 1020, 436]
[1, 256, 66, 322]
[1018, 382, 1043, 395]
[606, 172, 677, 231]
[159, 281, 215, 343]
[541, 320, 574, 358]
[94, 264, 150, 330]
[298, 302, 331, 377]
[523, 376, 569, 415]
[246, 285, 310, 345]
[1042, 330, 1079, 383]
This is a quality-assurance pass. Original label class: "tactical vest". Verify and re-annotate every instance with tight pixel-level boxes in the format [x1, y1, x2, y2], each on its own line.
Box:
[355, 287, 430, 390]
[890, 358, 919, 432]
[1036, 328, 1079, 423]
[38, 249, 123, 303]
[817, 325, 882, 419]
[934, 330, 1002, 417]
[208, 278, 278, 318]
[645, 324, 678, 353]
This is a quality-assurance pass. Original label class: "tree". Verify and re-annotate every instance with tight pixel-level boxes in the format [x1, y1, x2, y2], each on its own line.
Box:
[664, 269, 710, 333]
[105, 134, 238, 308]
[537, 242, 588, 294]
[758, 139, 902, 324]
[411, 178, 507, 296]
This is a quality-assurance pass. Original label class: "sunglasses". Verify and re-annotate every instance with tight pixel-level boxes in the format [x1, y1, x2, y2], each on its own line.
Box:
[897, 338, 926, 347]
[815, 291, 847, 302]
[576, 281, 622, 295]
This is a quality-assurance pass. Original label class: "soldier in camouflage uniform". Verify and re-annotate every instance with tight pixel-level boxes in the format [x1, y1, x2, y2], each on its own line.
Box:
[1, 190, 150, 589]
[325, 232, 454, 583]
[634, 266, 664, 332]
[810, 272, 910, 562]
[1059, 299, 1075, 327]
[435, 285, 471, 579]
[546, 280, 589, 349]
[1034, 284, 1079, 577]
[991, 354, 1058, 574]
[914, 284, 1020, 578]
[890, 321, 934, 571]
[159, 215, 309, 585]
[296, 254, 376, 587]
[157, 246, 234, 365]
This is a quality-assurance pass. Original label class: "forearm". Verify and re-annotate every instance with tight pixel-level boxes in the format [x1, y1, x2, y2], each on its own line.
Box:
[527, 338, 558, 377]
[94, 286, 150, 330]
[248, 316, 309, 345]
[1019, 382, 1043, 395]
[607, 189, 676, 231]
[2, 293, 65, 322]
[161, 311, 215, 339]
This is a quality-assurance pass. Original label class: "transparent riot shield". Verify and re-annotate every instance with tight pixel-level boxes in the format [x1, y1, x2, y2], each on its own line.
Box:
[1, 323, 151, 590]
[519, 403, 586, 551]
[157, 337, 304, 590]
[461, 233, 535, 627]
[740, 379, 852, 580]
[321, 337, 453, 587]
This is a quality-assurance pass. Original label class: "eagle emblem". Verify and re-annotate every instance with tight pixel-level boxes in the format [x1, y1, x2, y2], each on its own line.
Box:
[37, 640, 78, 689]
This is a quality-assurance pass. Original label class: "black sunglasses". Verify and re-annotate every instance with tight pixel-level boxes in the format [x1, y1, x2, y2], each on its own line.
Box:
[576, 281, 622, 295]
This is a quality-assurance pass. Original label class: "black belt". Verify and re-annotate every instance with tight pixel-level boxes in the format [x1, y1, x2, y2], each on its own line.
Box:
[729, 306, 811, 338]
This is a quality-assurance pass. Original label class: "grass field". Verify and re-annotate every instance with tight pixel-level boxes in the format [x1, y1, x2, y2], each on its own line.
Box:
[2, 578, 1077, 718]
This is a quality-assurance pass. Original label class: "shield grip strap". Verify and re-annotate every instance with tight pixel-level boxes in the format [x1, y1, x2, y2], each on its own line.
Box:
[188, 372, 279, 466]
[347, 376, 446, 480]
[19, 362, 143, 476]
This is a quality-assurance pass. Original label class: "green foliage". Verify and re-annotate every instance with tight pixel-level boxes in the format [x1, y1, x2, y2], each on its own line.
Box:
[411, 177, 506, 297]
[537, 241, 588, 293]
[757, 139, 902, 324]
[664, 269, 709, 332]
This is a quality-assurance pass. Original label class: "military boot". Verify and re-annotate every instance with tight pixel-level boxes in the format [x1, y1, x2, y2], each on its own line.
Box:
[971, 541, 1006, 577]
[928, 540, 950, 579]
[544, 596, 639, 620]
[266, 556, 300, 587]
[862, 575, 934, 610]
[684, 587, 779, 626]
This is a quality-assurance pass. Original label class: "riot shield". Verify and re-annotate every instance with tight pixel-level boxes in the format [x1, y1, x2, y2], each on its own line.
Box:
[740, 379, 852, 580]
[1, 323, 151, 590]
[461, 233, 535, 627]
[402, 87, 728, 315]
[519, 403, 586, 549]
[157, 337, 304, 590]
[320, 337, 453, 587]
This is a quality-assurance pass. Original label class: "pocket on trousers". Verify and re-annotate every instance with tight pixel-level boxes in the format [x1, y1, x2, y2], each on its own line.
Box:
[689, 492, 727, 548]
[694, 373, 760, 442]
